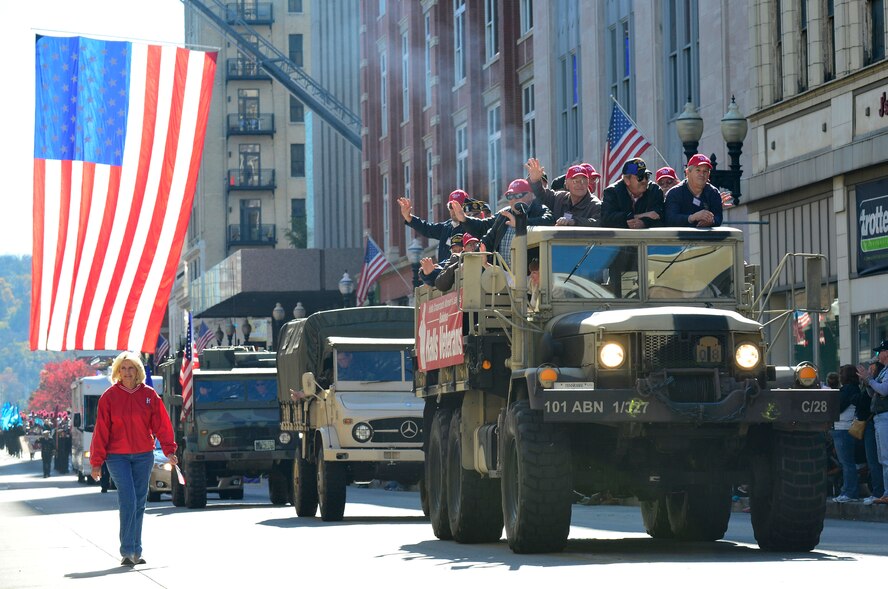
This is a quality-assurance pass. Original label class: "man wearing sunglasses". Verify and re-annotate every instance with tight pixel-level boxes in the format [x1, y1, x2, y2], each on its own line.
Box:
[601, 157, 665, 229]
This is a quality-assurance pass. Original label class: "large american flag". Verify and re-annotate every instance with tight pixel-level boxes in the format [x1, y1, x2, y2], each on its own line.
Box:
[180, 312, 196, 421]
[601, 101, 652, 188]
[30, 36, 216, 352]
[355, 236, 391, 307]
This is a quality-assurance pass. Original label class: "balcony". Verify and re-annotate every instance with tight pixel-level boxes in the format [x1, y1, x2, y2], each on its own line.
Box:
[227, 113, 275, 136]
[228, 224, 276, 247]
[228, 168, 276, 191]
[226, 58, 271, 81]
[225, 2, 273, 25]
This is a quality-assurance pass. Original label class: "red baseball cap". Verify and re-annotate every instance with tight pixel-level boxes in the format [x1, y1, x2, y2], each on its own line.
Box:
[448, 189, 469, 205]
[686, 154, 712, 169]
[461, 233, 480, 247]
[565, 165, 590, 181]
[505, 178, 531, 196]
[655, 167, 679, 182]
[581, 163, 601, 180]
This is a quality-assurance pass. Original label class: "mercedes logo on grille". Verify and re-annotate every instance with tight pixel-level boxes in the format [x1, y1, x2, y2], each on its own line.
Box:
[399, 420, 419, 439]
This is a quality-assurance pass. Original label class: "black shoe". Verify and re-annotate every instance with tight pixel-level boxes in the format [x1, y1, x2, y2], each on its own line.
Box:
[101, 488, 108, 493]
[121, 557, 135, 566]
[135, 556, 146, 565]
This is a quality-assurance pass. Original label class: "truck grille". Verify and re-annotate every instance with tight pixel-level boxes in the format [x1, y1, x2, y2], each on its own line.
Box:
[667, 374, 719, 403]
[214, 426, 277, 450]
[369, 417, 423, 443]
[643, 334, 726, 370]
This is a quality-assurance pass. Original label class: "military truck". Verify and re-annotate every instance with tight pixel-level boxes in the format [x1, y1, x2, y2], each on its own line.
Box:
[158, 347, 292, 508]
[415, 218, 840, 554]
[277, 307, 423, 521]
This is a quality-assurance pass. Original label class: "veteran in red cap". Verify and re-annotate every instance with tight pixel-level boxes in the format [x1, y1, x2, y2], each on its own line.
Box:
[399, 189, 473, 263]
[663, 153, 723, 227]
[524, 158, 602, 226]
[655, 166, 680, 193]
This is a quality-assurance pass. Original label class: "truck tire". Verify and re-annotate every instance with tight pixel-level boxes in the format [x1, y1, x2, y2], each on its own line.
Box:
[269, 465, 289, 505]
[184, 461, 207, 509]
[446, 408, 503, 543]
[419, 477, 430, 517]
[293, 452, 318, 517]
[317, 446, 347, 521]
[750, 431, 827, 552]
[426, 408, 452, 540]
[665, 485, 732, 541]
[147, 491, 163, 502]
[501, 401, 572, 554]
[641, 497, 673, 539]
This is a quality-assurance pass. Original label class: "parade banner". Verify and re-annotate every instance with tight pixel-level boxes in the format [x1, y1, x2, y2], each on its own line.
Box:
[856, 179, 888, 276]
[416, 291, 463, 371]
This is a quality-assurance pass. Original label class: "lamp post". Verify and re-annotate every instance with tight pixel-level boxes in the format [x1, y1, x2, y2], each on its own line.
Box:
[242, 319, 252, 346]
[674, 96, 748, 204]
[338, 271, 355, 308]
[407, 238, 424, 289]
[225, 321, 236, 346]
[215, 325, 224, 347]
[271, 303, 285, 351]
[293, 302, 306, 319]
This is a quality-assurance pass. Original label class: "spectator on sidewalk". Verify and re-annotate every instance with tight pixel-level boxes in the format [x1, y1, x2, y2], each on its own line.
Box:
[857, 340, 888, 505]
[831, 365, 862, 503]
[860, 360, 887, 505]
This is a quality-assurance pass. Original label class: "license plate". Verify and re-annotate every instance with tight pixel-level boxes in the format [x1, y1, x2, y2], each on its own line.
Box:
[554, 382, 595, 390]
[254, 439, 275, 451]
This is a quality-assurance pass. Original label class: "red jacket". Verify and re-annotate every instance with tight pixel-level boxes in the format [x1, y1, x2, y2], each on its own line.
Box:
[89, 382, 177, 467]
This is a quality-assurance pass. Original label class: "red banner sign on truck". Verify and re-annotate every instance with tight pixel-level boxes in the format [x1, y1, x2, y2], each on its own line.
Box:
[417, 291, 463, 371]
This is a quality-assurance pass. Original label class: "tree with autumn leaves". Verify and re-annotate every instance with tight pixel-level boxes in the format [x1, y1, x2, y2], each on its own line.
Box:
[28, 359, 95, 414]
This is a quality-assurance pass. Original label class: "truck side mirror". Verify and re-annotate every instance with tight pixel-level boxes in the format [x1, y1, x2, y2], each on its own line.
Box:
[805, 257, 823, 312]
[300, 372, 319, 398]
[73, 413, 81, 429]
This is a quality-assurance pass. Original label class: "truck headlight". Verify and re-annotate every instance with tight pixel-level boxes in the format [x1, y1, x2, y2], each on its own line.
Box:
[734, 343, 760, 369]
[599, 343, 625, 368]
[278, 432, 292, 445]
[208, 433, 223, 447]
[353, 423, 373, 443]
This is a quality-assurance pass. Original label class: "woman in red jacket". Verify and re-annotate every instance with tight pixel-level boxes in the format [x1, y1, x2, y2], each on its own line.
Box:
[90, 351, 177, 566]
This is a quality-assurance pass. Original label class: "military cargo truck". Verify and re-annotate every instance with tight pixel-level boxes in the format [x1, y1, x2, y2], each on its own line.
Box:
[158, 347, 291, 508]
[415, 217, 840, 553]
[277, 306, 423, 521]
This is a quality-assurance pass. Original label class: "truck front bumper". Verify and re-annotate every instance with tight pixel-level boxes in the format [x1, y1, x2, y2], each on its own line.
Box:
[321, 447, 424, 463]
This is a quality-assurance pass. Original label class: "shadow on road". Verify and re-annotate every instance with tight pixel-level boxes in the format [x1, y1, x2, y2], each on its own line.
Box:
[258, 514, 428, 528]
[64, 566, 146, 579]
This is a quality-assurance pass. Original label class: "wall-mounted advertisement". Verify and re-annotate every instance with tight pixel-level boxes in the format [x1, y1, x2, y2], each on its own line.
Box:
[856, 179, 888, 276]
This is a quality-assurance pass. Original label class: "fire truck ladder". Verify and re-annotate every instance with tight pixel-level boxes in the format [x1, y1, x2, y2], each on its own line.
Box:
[184, 0, 362, 149]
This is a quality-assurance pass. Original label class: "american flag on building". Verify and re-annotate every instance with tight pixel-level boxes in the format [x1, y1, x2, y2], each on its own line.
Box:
[195, 321, 214, 353]
[601, 101, 652, 188]
[355, 236, 392, 307]
[180, 312, 196, 421]
[30, 36, 217, 352]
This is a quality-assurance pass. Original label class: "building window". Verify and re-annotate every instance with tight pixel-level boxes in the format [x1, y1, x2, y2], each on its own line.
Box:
[239, 144, 260, 187]
[402, 31, 410, 123]
[854, 312, 888, 363]
[824, 0, 835, 81]
[426, 148, 435, 224]
[238, 88, 260, 127]
[382, 174, 391, 251]
[665, 0, 699, 116]
[288, 0, 302, 13]
[239, 198, 262, 241]
[403, 162, 411, 201]
[522, 82, 536, 162]
[288, 34, 303, 67]
[558, 52, 580, 165]
[289, 96, 304, 123]
[485, 0, 499, 62]
[290, 143, 305, 177]
[520, 0, 533, 35]
[866, 0, 886, 65]
[487, 104, 502, 206]
[799, 0, 808, 92]
[289, 199, 307, 248]
[424, 13, 432, 108]
[380, 51, 388, 136]
[773, 0, 784, 100]
[454, 0, 467, 84]
[608, 19, 632, 111]
[455, 124, 468, 192]
[379, 0, 386, 17]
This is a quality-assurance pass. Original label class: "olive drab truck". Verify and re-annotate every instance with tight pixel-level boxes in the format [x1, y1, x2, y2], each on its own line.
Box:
[415, 215, 840, 554]
[277, 306, 424, 521]
[158, 347, 291, 508]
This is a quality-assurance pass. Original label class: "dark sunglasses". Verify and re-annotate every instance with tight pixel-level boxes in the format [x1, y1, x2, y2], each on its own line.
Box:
[506, 192, 529, 200]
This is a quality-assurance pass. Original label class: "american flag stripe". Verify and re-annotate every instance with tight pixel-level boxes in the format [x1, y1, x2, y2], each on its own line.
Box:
[30, 38, 216, 352]
[180, 312, 195, 420]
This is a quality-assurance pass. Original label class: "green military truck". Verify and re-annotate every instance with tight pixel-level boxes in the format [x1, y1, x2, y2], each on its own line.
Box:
[158, 347, 293, 508]
[277, 307, 424, 521]
[415, 218, 840, 554]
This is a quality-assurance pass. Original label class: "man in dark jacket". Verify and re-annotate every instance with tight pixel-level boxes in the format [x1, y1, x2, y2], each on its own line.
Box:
[601, 158, 665, 228]
[526, 158, 602, 226]
[664, 154, 723, 227]
[38, 430, 55, 478]
[398, 189, 470, 262]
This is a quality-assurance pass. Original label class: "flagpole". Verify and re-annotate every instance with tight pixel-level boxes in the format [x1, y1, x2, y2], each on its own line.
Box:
[609, 95, 671, 170]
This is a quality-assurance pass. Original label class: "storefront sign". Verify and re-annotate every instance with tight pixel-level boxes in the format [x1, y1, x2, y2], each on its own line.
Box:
[856, 179, 888, 275]
[416, 291, 463, 371]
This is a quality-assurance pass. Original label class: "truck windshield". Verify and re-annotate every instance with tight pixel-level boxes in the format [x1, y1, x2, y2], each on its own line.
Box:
[646, 244, 735, 299]
[335, 350, 412, 382]
[82, 396, 100, 432]
[551, 244, 640, 300]
[193, 378, 278, 403]
[198, 408, 280, 425]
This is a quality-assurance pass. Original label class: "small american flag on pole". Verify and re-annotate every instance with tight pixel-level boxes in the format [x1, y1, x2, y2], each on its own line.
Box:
[30, 36, 217, 352]
[601, 101, 652, 188]
[195, 321, 214, 353]
[355, 236, 392, 307]
[154, 333, 170, 364]
[179, 312, 196, 421]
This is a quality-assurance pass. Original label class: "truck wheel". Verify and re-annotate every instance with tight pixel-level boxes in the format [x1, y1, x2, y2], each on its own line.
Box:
[501, 401, 572, 553]
[147, 490, 162, 502]
[293, 452, 318, 517]
[269, 465, 289, 505]
[446, 408, 503, 543]
[171, 464, 185, 507]
[317, 446, 347, 521]
[641, 497, 673, 539]
[184, 461, 207, 509]
[665, 485, 732, 541]
[750, 431, 827, 552]
[426, 408, 452, 540]
[419, 477, 430, 517]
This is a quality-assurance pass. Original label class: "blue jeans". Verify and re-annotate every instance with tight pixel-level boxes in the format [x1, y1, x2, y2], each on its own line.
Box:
[875, 413, 888, 498]
[832, 430, 858, 498]
[864, 420, 885, 497]
[105, 452, 154, 558]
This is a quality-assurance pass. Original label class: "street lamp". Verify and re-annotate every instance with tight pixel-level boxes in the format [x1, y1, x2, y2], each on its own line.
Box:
[242, 319, 252, 345]
[407, 238, 424, 289]
[676, 101, 704, 164]
[338, 271, 355, 308]
[271, 303, 286, 351]
[214, 325, 224, 347]
[293, 302, 306, 319]
[225, 321, 236, 345]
